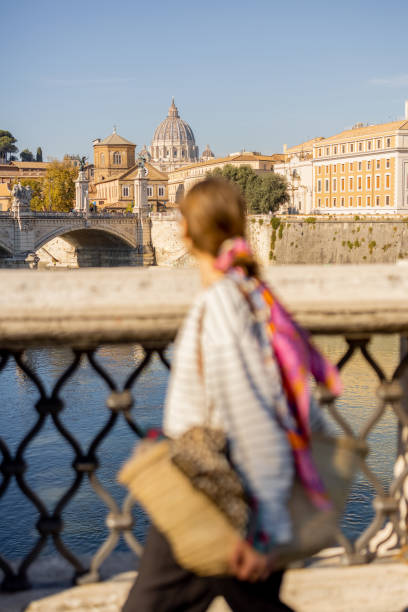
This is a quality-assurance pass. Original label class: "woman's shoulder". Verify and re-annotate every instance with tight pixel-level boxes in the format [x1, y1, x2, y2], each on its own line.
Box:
[202, 276, 252, 343]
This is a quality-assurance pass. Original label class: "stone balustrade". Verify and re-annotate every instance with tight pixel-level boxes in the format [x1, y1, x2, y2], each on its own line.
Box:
[1, 264, 408, 596]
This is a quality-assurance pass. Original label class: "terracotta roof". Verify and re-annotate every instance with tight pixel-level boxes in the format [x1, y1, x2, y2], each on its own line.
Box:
[168, 152, 280, 175]
[95, 162, 168, 184]
[285, 137, 324, 154]
[11, 161, 49, 168]
[95, 132, 136, 147]
[316, 120, 408, 144]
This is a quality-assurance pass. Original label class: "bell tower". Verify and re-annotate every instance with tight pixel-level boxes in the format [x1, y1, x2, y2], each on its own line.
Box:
[93, 128, 136, 183]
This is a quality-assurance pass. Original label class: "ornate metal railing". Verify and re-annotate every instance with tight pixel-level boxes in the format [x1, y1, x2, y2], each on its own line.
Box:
[1, 265, 408, 591]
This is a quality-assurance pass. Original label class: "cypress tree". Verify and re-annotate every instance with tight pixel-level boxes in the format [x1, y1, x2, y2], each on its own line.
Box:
[36, 147, 43, 162]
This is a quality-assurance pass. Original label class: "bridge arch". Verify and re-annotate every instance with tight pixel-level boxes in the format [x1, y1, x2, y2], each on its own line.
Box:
[35, 224, 137, 252]
[35, 225, 141, 268]
[0, 239, 12, 258]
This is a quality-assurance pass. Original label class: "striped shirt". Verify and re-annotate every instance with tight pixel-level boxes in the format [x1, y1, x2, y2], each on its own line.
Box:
[163, 276, 327, 547]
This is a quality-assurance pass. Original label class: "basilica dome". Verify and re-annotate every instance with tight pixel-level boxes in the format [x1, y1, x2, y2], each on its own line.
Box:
[150, 99, 199, 171]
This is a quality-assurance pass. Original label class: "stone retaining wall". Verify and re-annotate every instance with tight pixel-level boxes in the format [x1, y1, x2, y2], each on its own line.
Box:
[151, 215, 408, 265]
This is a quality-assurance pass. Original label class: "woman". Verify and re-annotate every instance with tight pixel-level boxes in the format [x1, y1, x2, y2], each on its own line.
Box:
[123, 178, 339, 612]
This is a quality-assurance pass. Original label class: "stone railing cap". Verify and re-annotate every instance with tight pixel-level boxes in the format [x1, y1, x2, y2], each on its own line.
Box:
[0, 264, 408, 346]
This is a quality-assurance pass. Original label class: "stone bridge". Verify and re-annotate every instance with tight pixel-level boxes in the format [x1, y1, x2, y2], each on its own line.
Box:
[0, 211, 154, 268]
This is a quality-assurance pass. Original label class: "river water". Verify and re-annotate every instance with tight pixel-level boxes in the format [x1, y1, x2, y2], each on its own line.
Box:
[0, 335, 399, 562]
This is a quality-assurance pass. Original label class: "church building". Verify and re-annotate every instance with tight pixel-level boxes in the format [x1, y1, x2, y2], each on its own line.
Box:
[92, 129, 168, 211]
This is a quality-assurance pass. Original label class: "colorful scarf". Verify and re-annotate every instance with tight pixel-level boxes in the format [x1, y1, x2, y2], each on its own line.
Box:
[215, 237, 342, 511]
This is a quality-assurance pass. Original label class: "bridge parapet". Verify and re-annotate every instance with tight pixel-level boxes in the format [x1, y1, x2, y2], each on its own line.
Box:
[0, 210, 153, 266]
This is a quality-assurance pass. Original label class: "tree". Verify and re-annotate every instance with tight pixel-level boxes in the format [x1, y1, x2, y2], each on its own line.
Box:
[249, 172, 289, 214]
[36, 147, 43, 162]
[42, 160, 78, 211]
[207, 164, 289, 214]
[11, 178, 45, 211]
[0, 130, 18, 163]
[20, 149, 34, 162]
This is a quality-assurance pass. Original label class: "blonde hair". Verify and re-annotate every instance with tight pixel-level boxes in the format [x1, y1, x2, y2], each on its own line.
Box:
[179, 177, 246, 256]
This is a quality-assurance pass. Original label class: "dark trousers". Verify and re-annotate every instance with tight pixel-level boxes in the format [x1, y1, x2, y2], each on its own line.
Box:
[123, 525, 294, 612]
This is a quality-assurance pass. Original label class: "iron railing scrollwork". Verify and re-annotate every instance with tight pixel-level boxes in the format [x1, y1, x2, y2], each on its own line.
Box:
[0, 345, 169, 592]
[0, 334, 408, 592]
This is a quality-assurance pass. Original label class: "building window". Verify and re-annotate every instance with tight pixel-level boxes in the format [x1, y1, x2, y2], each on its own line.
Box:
[386, 158, 390, 169]
[358, 161, 362, 171]
[349, 177, 353, 190]
[349, 196, 353, 206]
[386, 137, 391, 148]
[333, 197, 337, 207]
[173, 148, 177, 158]
[376, 159, 381, 169]
[333, 164, 337, 172]
[113, 152, 122, 164]
[367, 160, 371, 170]
[325, 165, 329, 174]
[349, 162, 353, 171]
[386, 195, 390, 205]
[317, 166, 321, 175]
[358, 196, 362, 206]
[341, 197, 345, 206]
[377, 139, 382, 149]
[366, 176, 371, 189]
[350, 143, 354, 153]
[318, 149, 322, 157]
[317, 179, 322, 192]
[376, 196, 380, 206]
[367, 196, 371, 206]
[147, 186, 153, 197]
[358, 142, 363, 152]
[341, 178, 345, 191]
[325, 179, 329, 192]
[326, 147, 330, 155]
[334, 145, 338, 154]
[333, 178, 337, 192]
[341, 144, 346, 153]
[317, 198, 321, 207]
[325, 197, 329, 207]
[158, 186, 165, 197]
[385, 174, 391, 189]
[341, 164, 345, 172]
[122, 186, 129, 197]
[375, 175, 380, 189]
[357, 176, 362, 190]
[367, 141, 372, 151]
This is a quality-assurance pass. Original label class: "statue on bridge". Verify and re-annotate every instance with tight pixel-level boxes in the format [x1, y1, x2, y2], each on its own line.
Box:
[78, 156, 87, 172]
[11, 182, 32, 214]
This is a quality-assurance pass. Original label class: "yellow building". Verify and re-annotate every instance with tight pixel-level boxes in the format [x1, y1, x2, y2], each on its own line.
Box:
[94, 162, 168, 211]
[92, 130, 136, 184]
[167, 151, 283, 203]
[313, 114, 408, 214]
[92, 129, 168, 210]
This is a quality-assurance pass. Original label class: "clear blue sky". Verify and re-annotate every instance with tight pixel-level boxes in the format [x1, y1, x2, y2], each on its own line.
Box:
[2, 0, 408, 161]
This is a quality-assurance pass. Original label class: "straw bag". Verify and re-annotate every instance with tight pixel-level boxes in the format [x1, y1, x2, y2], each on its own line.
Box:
[118, 429, 367, 575]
